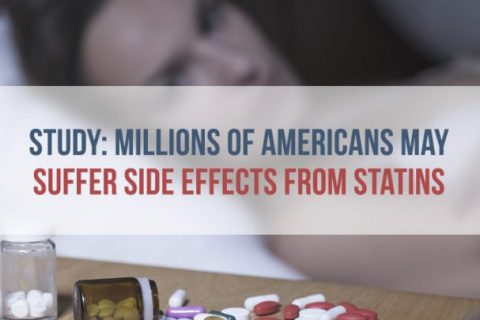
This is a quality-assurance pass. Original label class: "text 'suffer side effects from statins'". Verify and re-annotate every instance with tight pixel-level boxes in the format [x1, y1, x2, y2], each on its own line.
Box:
[1, 87, 479, 235]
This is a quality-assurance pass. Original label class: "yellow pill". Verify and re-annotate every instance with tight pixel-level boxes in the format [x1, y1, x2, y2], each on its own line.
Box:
[117, 298, 137, 309]
[104, 317, 122, 320]
[87, 304, 100, 317]
[123, 308, 140, 320]
[98, 306, 115, 318]
[115, 307, 140, 320]
[114, 307, 128, 318]
[98, 299, 116, 308]
[89, 317, 98, 320]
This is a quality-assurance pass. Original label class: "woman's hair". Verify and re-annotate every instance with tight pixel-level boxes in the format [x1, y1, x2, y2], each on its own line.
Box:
[4, 0, 431, 86]
[4, 0, 104, 85]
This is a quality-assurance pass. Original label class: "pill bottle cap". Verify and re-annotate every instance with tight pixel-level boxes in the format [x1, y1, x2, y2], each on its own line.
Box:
[2, 234, 52, 242]
[0, 220, 54, 242]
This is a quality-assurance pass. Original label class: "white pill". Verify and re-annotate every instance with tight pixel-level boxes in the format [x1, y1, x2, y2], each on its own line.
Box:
[168, 289, 186, 307]
[27, 290, 43, 307]
[292, 294, 326, 309]
[42, 293, 54, 310]
[323, 306, 346, 320]
[193, 313, 211, 320]
[7, 292, 26, 306]
[299, 308, 326, 319]
[30, 303, 48, 318]
[244, 294, 279, 311]
[11, 300, 29, 318]
[221, 308, 250, 320]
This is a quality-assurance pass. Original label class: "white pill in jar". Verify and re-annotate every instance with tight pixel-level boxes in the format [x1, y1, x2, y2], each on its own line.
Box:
[7, 292, 26, 306]
[42, 292, 54, 310]
[27, 290, 43, 307]
[30, 303, 48, 318]
[11, 300, 29, 318]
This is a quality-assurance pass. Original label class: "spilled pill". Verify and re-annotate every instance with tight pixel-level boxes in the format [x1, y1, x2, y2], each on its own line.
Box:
[292, 294, 326, 309]
[299, 308, 326, 319]
[352, 309, 377, 320]
[169, 289, 187, 307]
[244, 295, 279, 311]
[324, 306, 347, 320]
[253, 301, 280, 316]
[305, 302, 335, 310]
[282, 304, 300, 320]
[221, 307, 249, 320]
[337, 302, 357, 313]
[167, 306, 207, 318]
[337, 314, 367, 320]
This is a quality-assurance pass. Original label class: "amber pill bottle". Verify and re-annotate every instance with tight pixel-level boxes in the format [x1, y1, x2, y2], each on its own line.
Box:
[73, 278, 160, 320]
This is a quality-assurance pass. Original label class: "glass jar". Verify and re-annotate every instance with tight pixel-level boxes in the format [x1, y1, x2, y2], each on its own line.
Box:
[73, 278, 160, 320]
[1, 237, 57, 320]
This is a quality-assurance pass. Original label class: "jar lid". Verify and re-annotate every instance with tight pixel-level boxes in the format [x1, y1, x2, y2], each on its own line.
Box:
[0, 220, 53, 242]
[2, 234, 53, 242]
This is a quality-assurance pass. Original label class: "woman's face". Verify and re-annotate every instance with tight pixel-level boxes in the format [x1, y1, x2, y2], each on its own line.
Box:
[81, 0, 299, 85]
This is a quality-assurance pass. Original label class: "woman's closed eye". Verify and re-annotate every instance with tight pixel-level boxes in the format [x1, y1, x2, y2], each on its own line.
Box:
[162, 62, 189, 86]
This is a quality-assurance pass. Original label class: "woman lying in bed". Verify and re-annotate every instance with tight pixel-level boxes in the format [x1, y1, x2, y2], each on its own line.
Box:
[4, 0, 480, 298]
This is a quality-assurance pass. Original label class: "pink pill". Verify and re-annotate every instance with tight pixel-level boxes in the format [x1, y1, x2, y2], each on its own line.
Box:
[337, 313, 367, 320]
[254, 301, 280, 316]
[353, 309, 377, 320]
[305, 302, 335, 310]
[337, 302, 357, 313]
[283, 304, 300, 320]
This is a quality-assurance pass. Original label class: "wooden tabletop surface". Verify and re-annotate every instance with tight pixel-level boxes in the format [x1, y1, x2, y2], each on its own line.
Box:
[57, 258, 480, 320]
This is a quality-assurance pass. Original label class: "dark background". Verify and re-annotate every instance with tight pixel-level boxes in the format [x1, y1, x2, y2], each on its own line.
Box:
[237, 0, 433, 85]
